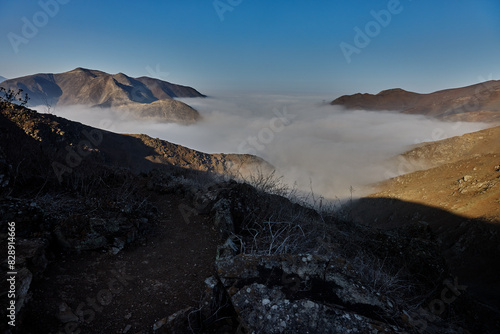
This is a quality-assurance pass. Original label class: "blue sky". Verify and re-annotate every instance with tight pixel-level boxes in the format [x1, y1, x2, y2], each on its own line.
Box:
[0, 0, 499, 96]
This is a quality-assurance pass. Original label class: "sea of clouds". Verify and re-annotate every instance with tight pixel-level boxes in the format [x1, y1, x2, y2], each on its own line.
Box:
[37, 92, 490, 200]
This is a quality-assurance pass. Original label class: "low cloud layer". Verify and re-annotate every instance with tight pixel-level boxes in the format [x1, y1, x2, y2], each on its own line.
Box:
[38, 93, 490, 200]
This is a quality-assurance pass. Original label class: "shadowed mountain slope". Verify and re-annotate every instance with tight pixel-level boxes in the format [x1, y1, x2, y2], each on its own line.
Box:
[353, 197, 500, 312]
[0, 103, 270, 185]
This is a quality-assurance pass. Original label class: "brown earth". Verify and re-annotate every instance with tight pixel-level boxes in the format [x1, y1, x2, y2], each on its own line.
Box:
[17, 183, 220, 334]
[331, 80, 500, 122]
[369, 154, 500, 221]
[378, 125, 500, 221]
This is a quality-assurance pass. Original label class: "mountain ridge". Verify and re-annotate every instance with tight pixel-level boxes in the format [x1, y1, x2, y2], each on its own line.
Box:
[0, 102, 268, 180]
[332, 80, 500, 122]
[0, 68, 205, 123]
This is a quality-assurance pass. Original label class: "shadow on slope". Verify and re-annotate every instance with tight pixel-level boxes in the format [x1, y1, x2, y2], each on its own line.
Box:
[352, 197, 500, 311]
[2, 103, 500, 332]
[0, 103, 268, 197]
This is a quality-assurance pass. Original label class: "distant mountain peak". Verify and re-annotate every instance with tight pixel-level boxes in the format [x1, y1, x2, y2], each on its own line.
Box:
[69, 67, 92, 73]
[332, 80, 500, 122]
[377, 88, 411, 95]
[1, 68, 206, 124]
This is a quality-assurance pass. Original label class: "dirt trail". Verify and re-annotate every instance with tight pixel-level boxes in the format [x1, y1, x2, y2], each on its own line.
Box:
[18, 190, 219, 333]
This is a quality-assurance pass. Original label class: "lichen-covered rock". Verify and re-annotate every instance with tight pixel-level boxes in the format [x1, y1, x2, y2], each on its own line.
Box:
[212, 250, 471, 333]
[215, 253, 405, 332]
[231, 283, 402, 333]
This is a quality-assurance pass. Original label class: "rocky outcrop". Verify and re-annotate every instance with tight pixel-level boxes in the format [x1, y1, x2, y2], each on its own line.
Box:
[151, 180, 496, 333]
[214, 253, 404, 333]
[156, 222, 485, 333]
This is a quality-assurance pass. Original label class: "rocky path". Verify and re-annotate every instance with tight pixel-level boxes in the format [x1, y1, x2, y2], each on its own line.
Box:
[18, 191, 219, 333]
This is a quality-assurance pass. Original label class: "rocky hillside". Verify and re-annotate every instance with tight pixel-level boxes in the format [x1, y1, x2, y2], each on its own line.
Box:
[0, 68, 205, 123]
[0, 103, 267, 180]
[399, 125, 500, 169]
[371, 126, 500, 221]
[1, 102, 499, 333]
[331, 80, 500, 122]
[353, 126, 500, 315]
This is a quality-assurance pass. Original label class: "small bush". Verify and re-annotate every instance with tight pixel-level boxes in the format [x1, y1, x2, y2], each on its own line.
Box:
[0, 87, 29, 106]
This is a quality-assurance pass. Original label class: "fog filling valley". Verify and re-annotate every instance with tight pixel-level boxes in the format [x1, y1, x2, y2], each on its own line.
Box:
[39, 93, 490, 200]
